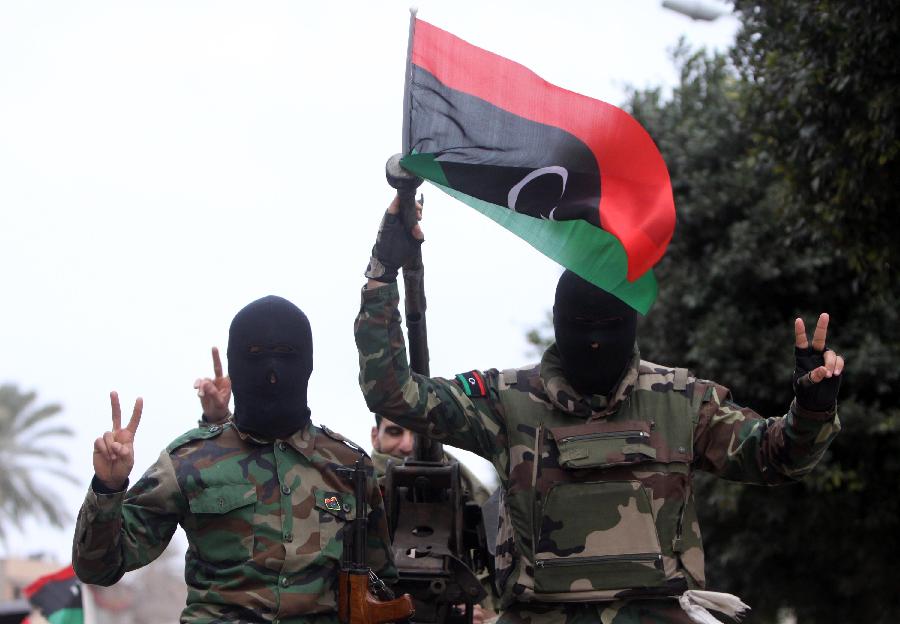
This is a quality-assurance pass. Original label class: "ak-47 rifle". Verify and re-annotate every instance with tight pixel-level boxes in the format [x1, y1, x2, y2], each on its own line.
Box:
[338, 458, 415, 624]
[382, 154, 488, 624]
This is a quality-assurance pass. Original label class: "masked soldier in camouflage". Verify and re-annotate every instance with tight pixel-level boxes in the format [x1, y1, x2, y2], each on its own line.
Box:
[353, 195, 844, 624]
[73, 295, 396, 623]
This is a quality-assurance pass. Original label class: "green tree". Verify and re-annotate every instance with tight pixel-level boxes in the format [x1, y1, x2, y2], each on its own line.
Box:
[528, 31, 899, 621]
[626, 36, 899, 624]
[0, 383, 76, 540]
[732, 0, 900, 285]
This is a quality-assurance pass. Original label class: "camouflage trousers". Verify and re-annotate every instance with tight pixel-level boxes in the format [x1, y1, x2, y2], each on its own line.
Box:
[497, 600, 696, 624]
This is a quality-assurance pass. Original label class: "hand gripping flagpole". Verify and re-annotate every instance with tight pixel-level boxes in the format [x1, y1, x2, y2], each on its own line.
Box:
[384, 153, 440, 464]
[384, 153, 487, 624]
[378, 14, 489, 623]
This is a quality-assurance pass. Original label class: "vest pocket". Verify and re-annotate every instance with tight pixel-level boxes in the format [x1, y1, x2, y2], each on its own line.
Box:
[533, 481, 666, 592]
[548, 420, 655, 470]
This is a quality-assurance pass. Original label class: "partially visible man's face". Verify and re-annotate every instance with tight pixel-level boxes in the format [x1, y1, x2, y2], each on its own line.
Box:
[371, 418, 415, 458]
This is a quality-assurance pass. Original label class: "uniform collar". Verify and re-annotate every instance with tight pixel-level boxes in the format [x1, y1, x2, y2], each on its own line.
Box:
[540, 343, 640, 420]
[370, 448, 392, 478]
[232, 417, 319, 460]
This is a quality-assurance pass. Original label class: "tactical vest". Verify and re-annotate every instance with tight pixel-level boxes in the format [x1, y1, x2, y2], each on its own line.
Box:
[494, 362, 705, 604]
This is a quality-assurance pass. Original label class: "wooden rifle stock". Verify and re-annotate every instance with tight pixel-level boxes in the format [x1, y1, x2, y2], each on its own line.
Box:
[339, 571, 415, 624]
[338, 459, 415, 624]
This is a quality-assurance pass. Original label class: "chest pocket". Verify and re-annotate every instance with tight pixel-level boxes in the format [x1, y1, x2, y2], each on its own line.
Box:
[314, 489, 357, 562]
[548, 420, 656, 469]
[188, 483, 258, 563]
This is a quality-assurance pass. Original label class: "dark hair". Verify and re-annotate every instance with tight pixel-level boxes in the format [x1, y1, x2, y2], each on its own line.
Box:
[374, 413, 383, 427]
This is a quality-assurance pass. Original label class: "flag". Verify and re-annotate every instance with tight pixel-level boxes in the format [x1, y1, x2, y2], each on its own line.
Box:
[23, 566, 83, 624]
[399, 15, 675, 313]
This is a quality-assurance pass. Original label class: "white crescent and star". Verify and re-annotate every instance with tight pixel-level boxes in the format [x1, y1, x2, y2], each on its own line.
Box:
[507, 165, 569, 220]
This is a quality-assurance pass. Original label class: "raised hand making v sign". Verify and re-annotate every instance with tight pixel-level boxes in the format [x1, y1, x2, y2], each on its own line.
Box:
[193, 346, 232, 424]
[93, 391, 142, 491]
[793, 312, 845, 412]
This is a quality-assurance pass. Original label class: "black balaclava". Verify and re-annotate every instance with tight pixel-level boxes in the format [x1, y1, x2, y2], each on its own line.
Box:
[227, 295, 313, 440]
[552, 270, 638, 397]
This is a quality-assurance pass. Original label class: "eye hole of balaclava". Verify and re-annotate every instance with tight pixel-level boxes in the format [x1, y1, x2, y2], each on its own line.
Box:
[227, 296, 313, 440]
[248, 345, 296, 355]
[552, 270, 637, 397]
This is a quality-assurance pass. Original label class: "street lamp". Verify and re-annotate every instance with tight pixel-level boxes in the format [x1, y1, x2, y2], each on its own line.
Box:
[662, 0, 728, 21]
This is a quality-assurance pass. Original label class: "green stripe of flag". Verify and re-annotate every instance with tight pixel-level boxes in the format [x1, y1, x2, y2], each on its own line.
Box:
[455, 374, 473, 395]
[401, 153, 657, 314]
[47, 607, 84, 624]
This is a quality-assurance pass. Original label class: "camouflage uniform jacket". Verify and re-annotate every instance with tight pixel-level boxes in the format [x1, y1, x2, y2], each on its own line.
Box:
[354, 283, 840, 609]
[370, 449, 493, 506]
[72, 420, 396, 623]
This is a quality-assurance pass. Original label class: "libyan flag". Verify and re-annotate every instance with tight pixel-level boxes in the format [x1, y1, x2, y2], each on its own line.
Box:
[399, 15, 675, 314]
[23, 565, 84, 624]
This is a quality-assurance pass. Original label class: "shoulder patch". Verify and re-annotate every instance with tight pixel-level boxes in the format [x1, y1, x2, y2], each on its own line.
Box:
[454, 370, 488, 398]
[500, 368, 520, 388]
[319, 424, 368, 456]
[637, 360, 693, 394]
[166, 423, 228, 453]
[673, 367, 689, 391]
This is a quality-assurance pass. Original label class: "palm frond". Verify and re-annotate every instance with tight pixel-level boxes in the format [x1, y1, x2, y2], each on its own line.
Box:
[18, 403, 64, 433]
[18, 427, 77, 452]
[2, 445, 71, 464]
[0, 383, 74, 535]
[29, 464, 80, 485]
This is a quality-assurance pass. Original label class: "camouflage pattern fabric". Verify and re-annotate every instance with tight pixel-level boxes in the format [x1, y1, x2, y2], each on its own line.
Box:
[370, 448, 493, 505]
[73, 420, 396, 623]
[500, 600, 697, 624]
[354, 283, 840, 622]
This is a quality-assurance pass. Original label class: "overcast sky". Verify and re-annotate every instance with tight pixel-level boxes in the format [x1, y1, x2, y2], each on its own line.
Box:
[0, 0, 738, 564]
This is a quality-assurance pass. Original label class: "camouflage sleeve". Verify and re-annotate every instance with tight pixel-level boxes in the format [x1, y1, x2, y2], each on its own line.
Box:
[366, 467, 398, 584]
[354, 282, 505, 462]
[691, 380, 841, 483]
[72, 450, 185, 585]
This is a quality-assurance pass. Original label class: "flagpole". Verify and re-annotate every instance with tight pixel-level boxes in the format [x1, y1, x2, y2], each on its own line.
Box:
[82, 583, 98, 624]
[401, 7, 417, 155]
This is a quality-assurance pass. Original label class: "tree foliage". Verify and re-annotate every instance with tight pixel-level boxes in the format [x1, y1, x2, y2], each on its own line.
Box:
[0, 384, 76, 540]
[618, 7, 900, 620]
[732, 0, 900, 285]
[527, 5, 900, 618]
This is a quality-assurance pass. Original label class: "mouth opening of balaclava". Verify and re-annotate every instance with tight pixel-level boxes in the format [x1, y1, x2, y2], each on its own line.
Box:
[227, 295, 313, 440]
[552, 270, 637, 397]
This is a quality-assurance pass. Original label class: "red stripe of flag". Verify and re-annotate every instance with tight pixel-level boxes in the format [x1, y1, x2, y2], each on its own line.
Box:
[473, 371, 486, 396]
[411, 19, 674, 282]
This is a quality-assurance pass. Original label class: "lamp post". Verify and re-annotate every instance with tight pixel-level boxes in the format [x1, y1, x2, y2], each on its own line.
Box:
[662, 0, 728, 21]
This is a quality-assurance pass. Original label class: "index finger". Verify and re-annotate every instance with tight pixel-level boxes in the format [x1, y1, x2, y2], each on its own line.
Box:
[125, 397, 143, 435]
[794, 318, 808, 349]
[212, 346, 224, 380]
[811, 312, 830, 351]
[110, 391, 122, 430]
